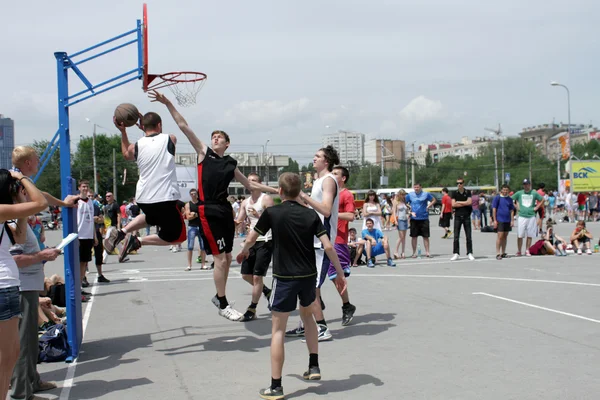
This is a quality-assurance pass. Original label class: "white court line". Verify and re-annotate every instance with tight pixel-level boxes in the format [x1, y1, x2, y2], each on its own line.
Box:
[124, 273, 600, 287]
[59, 282, 100, 399]
[473, 292, 600, 324]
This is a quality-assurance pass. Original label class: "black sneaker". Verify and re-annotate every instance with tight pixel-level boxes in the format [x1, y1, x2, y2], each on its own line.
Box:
[81, 277, 89, 288]
[119, 234, 141, 263]
[97, 275, 110, 283]
[241, 308, 257, 322]
[341, 303, 356, 326]
[259, 386, 284, 400]
[81, 290, 92, 296]
[303, 366, 321, 381]
[285, 322, 305, 337]
[104, 229, 126, 253]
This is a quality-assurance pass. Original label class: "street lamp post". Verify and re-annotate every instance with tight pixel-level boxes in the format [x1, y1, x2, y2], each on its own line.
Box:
[550, 81, 572, 158]
[263, 139, 270, 185]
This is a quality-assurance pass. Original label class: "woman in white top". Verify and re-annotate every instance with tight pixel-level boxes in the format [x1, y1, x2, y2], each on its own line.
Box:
[362, 190, 382, 232]
[392, 189, 410, 259]
[0, 169, 47, 398]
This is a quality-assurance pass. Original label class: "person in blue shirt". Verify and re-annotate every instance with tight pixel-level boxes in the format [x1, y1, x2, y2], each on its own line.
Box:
[492, 184, 515, 260]
[361, 218, 395, 268]
[405, 183, 436, 258]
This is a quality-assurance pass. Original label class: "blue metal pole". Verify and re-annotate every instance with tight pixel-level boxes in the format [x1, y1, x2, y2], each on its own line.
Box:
[55, 52, 82, 362]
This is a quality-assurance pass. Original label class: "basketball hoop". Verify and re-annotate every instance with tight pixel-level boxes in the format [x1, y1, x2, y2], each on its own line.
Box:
[145, 71, 207, 107]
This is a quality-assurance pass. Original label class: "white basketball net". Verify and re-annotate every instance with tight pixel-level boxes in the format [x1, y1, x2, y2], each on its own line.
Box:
[167, 76, 206, 107]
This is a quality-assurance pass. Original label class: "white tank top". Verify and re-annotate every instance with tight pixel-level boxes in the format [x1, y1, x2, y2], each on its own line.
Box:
[311, 173, 339, 248]
[134, 133, 181, 204]
[362, 203, 382, 231]
[0, 224, 19, 289]
[246, 193, 272, 242]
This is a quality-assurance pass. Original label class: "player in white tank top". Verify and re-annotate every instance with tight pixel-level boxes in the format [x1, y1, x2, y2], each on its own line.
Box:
[234, 173, 275, 321]
[285, 146, 347, 341]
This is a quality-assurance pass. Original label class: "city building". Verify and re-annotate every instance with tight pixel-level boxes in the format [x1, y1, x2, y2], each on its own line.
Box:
[407, 136, 498, 166]
[175, 152, 290, 195]
[519, 123, 598, 159]
[322, 130, 365, 165]
[0, 115, 15, 170]
[364, 139, 406, 170]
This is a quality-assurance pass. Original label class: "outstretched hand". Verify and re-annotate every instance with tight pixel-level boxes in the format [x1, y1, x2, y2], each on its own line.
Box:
[113, 116, 127, 133]
[148, 90, 169, 105]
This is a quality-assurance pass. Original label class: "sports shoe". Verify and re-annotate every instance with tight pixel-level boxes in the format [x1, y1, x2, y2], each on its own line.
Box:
[577, 249, 583, 255]
[450, 254, 459, 261]
[195, 256, 202, 263]
[515, 251, 522, 257]
[119, 234, 141, 263]
[386, 258, 396, 267]
[526, 251, 532, 257]
[586, 249, 592, 255]
[259, 386, 284, 400]
[241, 307, 257, 322]
[81, 290, 92, 296]
[367, 259, 375, 268]
[302, 324, 332, 342]
[104, 229, 125, 253]
[218, 305, 243, 321]
[303, 366, 322, 380]
[468, 253, 475, 261]
[285, 321, 305, 337]
[441, 232, 447, 239]
[446, 231, 452, 238]
[97, 275, 110, 283]
[185, 266, 192, 271]
[81, 277, 89, 288]
[342, 303, 356, 326]
[35, 381, 57, 393]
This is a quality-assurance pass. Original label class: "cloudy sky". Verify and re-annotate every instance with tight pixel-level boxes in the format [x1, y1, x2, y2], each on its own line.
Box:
[1, 0, 598, 163]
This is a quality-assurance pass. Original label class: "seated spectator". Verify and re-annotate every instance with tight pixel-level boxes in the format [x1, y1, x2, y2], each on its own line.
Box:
[361, 218, 396, 268]
[544, 220, 568, 256]
[348, 228, 365, 267]
[570, 220, 593, 255]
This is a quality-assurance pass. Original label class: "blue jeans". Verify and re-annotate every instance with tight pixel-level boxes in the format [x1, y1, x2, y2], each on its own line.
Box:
[187, 226, 204, 251]
[0, 286, 20, 321]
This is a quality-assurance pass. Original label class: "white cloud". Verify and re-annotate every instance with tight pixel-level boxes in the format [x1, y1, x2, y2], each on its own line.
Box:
[399, 96, 446, 123]
[218, 98, 311, 129]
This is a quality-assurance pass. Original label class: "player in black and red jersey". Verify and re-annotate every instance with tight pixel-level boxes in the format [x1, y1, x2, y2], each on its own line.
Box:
[150, 91, 278, 321]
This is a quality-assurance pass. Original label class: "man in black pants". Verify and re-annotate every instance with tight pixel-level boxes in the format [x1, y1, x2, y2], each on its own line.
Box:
[450, 178, 474, 261]
[237, 172, 346, 400]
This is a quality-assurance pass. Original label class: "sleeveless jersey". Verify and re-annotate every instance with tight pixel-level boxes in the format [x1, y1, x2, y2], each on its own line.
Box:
[188, 200, 200, 227]
[134, 133, 181, 204]
[246, 193, 272, 242]
[197, 147, 237, 205]
[311, 173, 339, 248]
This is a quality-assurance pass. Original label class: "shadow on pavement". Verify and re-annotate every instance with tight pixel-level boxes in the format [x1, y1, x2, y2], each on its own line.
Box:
[91, 289, 140, 297]
[68, 377, 153, 399]
[285, 373, 384, 399]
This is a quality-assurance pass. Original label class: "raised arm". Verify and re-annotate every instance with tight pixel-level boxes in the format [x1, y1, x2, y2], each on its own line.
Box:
[0, 173, 48, 223]
[149, 91, 207, 159]
[234, 169, 278, 194]
[235, 199, 248, 225]
[114, 117, 136, 161]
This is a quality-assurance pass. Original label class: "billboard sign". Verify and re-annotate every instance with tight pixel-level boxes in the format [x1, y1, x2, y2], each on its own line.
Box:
[570, 161, 600, 192]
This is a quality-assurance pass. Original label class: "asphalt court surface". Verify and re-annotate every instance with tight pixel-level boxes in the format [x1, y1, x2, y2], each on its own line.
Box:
[34, 221, 600, 400]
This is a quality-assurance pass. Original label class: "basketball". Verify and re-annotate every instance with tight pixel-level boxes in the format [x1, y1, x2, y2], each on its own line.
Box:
[114, 103, 140, 127]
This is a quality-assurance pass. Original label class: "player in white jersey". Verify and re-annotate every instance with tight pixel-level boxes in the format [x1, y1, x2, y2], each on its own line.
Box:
[286, 145, 340, 341]
[105, 112, 186, 262]
[235, 173, 275, 321]
[76, 180, 97, 292]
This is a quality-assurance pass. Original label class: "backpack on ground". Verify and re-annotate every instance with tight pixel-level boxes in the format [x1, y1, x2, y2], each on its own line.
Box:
[38, 323, 69, 363]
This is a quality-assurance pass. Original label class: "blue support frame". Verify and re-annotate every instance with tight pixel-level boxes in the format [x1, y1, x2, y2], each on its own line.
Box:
[42, 19, 144, 362]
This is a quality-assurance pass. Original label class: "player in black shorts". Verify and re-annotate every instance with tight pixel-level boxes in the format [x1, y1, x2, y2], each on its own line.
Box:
[151, 91, 278, 321]
[237, 173, 346, 400]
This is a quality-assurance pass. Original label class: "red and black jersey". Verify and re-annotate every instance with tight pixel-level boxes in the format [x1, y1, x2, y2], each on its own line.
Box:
[197, 147, 237, 205]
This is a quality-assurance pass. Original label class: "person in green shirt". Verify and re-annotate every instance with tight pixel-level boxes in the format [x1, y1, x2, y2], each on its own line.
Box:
[511, 179, 543, 256]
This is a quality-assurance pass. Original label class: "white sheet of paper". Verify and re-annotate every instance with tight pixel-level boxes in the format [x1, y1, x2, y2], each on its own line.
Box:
[56, 233, 79, 250]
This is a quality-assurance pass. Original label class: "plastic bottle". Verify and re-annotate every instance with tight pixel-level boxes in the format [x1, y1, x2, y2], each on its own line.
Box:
[595, 244, 599, 253]
[417, 244, 422, 259]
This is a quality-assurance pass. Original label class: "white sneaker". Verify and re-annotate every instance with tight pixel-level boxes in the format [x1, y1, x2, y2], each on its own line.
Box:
[468, 253, 475, 261]
[450, 254, 459, 261]
[218, 305, 243, 321]
[185, 266, 192, 271]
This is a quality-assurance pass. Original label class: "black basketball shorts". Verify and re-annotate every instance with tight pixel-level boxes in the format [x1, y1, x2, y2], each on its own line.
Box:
[198, 204, 235, 255]
[241, 241, 273, 276]
[138, 201, 186, 243]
